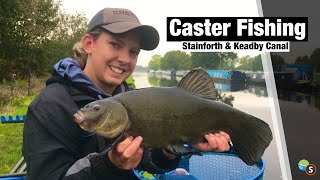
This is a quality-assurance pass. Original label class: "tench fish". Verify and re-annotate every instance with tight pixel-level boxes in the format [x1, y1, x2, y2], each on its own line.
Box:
[74, 69, 273, 165]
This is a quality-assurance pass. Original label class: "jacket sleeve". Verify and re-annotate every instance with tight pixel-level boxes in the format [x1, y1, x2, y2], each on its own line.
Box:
[64, 152, 134, 180]
[22, 91, 135, 180]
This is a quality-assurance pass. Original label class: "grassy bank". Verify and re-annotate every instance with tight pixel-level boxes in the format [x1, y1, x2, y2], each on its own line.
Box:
[0, 95, 35, 174]
[0, 77, 43, 175]
[0, 123, 24, 174]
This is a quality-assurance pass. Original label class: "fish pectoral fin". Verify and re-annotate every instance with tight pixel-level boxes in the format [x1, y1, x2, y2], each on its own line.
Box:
[165, 145, 203, 157]
[177, 69, 216, 100]
[99, 133, 127, 156]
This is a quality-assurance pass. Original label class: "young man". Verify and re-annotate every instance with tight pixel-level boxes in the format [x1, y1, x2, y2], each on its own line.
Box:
[23, 7, 230, 179]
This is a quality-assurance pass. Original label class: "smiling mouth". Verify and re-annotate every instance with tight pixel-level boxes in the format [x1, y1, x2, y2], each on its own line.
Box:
[109, 65, 124, 74]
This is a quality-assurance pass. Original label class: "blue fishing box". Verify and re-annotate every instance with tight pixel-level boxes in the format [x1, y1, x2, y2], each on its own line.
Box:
[133, 151, 265, 180]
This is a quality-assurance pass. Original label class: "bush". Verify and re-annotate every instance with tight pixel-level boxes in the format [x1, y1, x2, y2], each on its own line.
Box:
[12, 96, 28, 107]
[126, 76, 136, 89]
[15, 79, 28, 89]
[0, 94, 11, 107]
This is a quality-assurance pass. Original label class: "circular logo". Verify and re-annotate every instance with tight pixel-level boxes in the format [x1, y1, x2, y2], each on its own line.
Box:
[298, 159, 309, 171]
[305, 164, 316, 176]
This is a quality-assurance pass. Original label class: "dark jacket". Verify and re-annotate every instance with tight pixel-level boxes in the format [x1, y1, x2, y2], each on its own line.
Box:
[22, 58, 180, 180]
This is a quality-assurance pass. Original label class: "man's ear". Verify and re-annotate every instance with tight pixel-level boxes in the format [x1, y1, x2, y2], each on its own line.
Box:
[82, 34, 94, 54]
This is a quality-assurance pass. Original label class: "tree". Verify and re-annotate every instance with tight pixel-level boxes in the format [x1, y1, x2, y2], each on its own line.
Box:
[236, 55, 263, 71]
[0, 0, 61, 95]
[0, 0, 88, 95]
[270, 54, 285, 66]
[190, 52, 217, 69]
[44, 10, 88, 69]
[0, 0, 29, 81]
[23, 0, 61, 95]
[216, 52, 238, 70]
[148, 54, 162, 70]
[161, 50, 191, 71]
[190, 52, 237, 70]
[310, 48, 320, 72]
[251, 55, 263, 71]
[295, 55, 310, 65]
[236, 55, 251, 70]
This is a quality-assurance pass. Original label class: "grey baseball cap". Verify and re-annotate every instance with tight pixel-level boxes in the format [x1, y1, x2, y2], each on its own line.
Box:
[87, 7, 159, 50]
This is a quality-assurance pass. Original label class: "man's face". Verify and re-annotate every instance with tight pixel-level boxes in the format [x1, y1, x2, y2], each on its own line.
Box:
[86, 30, 141, 91]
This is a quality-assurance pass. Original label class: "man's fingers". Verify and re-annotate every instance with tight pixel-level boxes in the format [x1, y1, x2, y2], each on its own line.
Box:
[213, 134, 224, 152]
[108, 136, 144, 170]
[128, 147, 144, 164]
[194, 133, 218, 151]
[214, 133, 230, 152]
[115, 136, 134, 154]
[120, 136, 143, 162]
[190, 132, 231, 153]
[219, 131, 231, 142]
[218, 131, 231, 151]
[205, 133, 218, 150]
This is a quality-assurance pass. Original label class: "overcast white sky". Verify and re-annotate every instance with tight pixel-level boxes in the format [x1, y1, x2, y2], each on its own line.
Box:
[60, 0, 261, 66]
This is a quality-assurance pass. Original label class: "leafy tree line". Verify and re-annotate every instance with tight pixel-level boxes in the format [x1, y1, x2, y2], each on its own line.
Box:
[148, 51, 264, 72]
[292, 48, 320, 72]
[236, 55, 263, 72]
[148, 49, 320, 73]
[270, 49, 320, 72]
[0, 0, 88, 95]
[148, 51, 238, 71]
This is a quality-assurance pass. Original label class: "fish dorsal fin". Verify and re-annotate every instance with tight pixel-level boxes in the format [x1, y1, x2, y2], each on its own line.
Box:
[177, 68, 216, 100]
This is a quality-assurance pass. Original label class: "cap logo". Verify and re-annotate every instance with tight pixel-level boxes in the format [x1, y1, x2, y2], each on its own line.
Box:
[112, 10, 138, 20]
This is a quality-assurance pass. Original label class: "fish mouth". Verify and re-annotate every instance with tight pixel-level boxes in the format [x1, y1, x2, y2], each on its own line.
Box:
[109, 65, 125, 74]
[74, 111, 86, 124]
[97, 112, 110, 130]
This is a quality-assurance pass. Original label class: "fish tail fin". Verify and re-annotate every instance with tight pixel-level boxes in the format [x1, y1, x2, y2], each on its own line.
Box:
[230, 118, 273, 165]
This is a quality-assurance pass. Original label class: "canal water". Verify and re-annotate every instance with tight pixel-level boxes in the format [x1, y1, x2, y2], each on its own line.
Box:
[276, 89, 320, 178]
[131, 71, 283, 180]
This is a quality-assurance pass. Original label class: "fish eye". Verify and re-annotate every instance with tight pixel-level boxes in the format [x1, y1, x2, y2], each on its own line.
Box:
[93, 104, 100, 111]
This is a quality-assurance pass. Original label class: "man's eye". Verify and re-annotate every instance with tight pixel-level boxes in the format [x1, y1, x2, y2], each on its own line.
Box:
[110, 42, 120, 49]
[131, 50, 140, 57]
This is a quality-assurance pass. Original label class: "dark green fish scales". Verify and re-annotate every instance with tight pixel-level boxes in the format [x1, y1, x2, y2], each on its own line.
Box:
[74, 69, 273, 165]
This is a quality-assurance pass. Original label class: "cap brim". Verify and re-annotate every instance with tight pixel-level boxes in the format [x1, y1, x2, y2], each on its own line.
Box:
[101, 22, 159, 51]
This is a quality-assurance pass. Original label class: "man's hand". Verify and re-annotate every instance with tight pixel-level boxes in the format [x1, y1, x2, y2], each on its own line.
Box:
[192, 131, 231, 152]
[108, 136, 144, 170]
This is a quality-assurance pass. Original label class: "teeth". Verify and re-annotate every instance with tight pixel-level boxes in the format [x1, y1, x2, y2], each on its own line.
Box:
[109, 65, 124, 74]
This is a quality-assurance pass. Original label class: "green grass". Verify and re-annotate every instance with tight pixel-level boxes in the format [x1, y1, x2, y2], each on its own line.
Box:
[0, 123, 24, 174]
[0, 95, 35, 174]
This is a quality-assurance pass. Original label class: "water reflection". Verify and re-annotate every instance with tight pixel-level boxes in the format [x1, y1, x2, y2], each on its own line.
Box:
[246, 85, 268, 97]
[147, 72, 269, 98]
[148, 74, 178, 87]
[137, 71, 320, 110]
[277, 90, 320, 110]
[213, 82, 247, 92]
